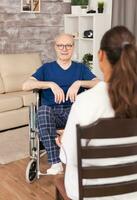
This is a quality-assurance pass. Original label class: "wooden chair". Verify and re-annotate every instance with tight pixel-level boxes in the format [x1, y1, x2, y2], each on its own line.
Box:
[77, 118, 137, 199]
[55, 118, 137, 200]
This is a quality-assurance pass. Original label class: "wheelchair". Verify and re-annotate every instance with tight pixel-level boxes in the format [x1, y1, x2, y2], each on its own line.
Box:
[25, 90, 45, 183]
[25, 90, 64, 183]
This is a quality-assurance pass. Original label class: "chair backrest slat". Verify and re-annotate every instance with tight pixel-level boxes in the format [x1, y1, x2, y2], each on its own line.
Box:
[77, 118, 137, 199]
[81, 143, 137, 158]
[82, 161, 137, 178]
[83, 180, 137, 197]
[79, 118, 137, 139]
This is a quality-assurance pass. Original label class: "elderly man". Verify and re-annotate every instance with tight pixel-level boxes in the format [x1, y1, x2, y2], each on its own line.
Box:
[22, 33, 99, 175]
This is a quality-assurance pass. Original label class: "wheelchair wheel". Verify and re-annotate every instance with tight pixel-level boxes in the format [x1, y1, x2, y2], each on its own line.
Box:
[26, 159, 37, 183]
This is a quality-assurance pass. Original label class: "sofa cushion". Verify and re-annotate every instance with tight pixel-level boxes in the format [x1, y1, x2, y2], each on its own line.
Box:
[0, 75, 5, 94]
[0, 94, 23, 113]
[9, 91, 37, 106]
[0, 53, 41, 93]
[0, 107, 29, 131]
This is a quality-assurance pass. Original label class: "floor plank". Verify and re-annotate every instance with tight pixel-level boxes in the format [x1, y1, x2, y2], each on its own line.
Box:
[0, 155, 63, 200]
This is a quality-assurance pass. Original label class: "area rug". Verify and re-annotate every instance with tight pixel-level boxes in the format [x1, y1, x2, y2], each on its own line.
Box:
[0, 126, 29, 164]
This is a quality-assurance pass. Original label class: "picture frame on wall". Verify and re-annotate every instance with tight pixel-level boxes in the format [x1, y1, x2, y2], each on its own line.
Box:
[21, 0, 40, 13]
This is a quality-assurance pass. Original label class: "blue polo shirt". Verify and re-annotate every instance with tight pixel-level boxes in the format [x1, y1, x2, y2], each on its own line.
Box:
[32, 61, 96, 106]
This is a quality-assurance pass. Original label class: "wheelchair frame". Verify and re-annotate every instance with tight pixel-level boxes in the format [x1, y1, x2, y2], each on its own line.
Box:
[26, 90, 47, 183]
[25, 90, 64, 183]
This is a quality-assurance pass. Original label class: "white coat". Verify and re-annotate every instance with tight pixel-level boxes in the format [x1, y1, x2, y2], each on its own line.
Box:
[60, 82, 137, 200]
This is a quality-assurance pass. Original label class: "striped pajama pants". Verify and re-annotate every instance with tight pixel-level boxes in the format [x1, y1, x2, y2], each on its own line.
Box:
[37, 105, 71, 164]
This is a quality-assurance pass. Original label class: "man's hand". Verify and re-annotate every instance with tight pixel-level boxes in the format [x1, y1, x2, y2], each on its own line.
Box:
[50, 82, 65, 104]
[66, 80, 81, 103]
[55, 129, 64, 147]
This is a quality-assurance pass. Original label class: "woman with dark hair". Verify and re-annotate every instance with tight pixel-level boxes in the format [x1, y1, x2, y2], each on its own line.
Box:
[60, 26, 137, 200]
[100, 26, 137, 118]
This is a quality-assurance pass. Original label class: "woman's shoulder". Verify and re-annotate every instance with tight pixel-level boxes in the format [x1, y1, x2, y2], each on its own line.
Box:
[74, 81, 109, 113]
[72, 81, 111, 125]
[77, 81, 107, 100]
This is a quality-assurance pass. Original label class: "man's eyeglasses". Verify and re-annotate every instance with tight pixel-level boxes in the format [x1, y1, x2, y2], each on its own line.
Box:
[56, 44, 73, 50]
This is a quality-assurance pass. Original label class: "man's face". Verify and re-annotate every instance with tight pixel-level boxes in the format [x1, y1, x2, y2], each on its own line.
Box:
[55, 35, 74, 62]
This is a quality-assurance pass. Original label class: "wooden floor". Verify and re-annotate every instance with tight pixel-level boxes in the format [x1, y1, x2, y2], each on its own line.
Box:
[0, 155, 63, 200]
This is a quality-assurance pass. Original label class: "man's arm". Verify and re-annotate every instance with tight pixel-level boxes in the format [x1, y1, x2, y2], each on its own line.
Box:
[22, 77, 52, 91]
[66, 78, 100, 102]
[80, 78, 100, 89]
[22, 77, 65, 104]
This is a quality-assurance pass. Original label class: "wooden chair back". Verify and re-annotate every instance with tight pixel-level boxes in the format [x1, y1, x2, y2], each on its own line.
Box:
[77, 118, 137, 199]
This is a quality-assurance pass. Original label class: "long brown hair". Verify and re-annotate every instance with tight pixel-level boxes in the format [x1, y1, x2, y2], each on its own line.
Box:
[100, 26, 137, 118]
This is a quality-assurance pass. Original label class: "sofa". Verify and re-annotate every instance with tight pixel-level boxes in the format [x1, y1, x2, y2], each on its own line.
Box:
[0, 53, 42, 133]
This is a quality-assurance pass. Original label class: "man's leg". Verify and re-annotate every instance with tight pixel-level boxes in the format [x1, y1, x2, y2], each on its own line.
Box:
[37, 105, 71, 174]
[37, 105, 60, 164]
[54, 106, 71, 129]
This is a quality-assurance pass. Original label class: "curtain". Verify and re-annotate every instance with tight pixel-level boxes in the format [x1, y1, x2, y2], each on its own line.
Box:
[112, 0, 137, 37]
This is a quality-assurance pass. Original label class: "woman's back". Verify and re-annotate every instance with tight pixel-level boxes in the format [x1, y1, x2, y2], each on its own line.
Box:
[60, 25, 137, 200]
[60, 81, 137, 200]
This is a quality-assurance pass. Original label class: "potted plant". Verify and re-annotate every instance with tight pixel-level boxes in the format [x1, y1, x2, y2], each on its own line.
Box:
[80, 0, 88, 14]
[71, 0, 88, 6]
[80, 0, 89, 8]
[82, 53, 93, 70]
[98, 1, 104, 13]
[71, 0, 89, 14]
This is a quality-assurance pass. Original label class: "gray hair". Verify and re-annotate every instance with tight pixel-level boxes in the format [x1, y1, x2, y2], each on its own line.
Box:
[54, 33, 74, 44]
